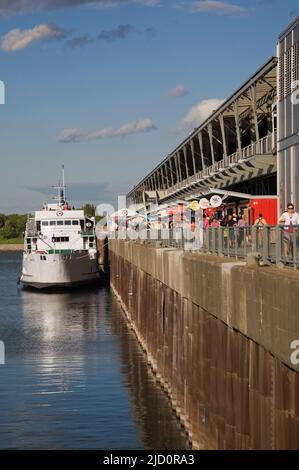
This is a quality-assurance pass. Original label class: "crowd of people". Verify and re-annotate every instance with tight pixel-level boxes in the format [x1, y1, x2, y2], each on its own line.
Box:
[202, 203, 299, 256]
[203, 210, 268, 229]
[115, 202, 299, 258]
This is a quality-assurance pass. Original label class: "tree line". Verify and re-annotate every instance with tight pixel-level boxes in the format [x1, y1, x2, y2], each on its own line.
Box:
[0, 213, 27, 240]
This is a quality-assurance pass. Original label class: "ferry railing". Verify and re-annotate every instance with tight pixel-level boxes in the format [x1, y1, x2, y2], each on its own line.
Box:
[113, 225, 299, 269]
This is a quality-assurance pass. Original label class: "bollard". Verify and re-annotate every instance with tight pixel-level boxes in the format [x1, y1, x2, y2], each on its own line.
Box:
[246, 252, 261, 268]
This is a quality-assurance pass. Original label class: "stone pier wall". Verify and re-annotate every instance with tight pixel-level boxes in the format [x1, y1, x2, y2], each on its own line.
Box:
[109, 239, 299, 449]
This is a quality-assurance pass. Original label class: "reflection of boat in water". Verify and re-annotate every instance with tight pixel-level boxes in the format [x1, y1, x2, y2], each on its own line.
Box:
[20, 167, 99, 290]
[17, 286, 189, 449]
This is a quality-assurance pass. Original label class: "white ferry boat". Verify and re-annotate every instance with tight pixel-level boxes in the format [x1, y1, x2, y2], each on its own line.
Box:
[20, 168, 99, 289]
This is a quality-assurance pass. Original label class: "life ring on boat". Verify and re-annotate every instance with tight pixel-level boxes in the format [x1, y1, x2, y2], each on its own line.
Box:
[56, 211, 63, 216]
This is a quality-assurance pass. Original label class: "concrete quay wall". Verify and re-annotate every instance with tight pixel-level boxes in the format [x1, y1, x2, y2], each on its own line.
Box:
[109, 239, 299, 449]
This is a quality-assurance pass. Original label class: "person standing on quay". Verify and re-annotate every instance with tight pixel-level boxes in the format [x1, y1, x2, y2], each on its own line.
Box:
[254, 213, 267, 248]
[279, 203, 299, 258]
[237, 213, 246, 248]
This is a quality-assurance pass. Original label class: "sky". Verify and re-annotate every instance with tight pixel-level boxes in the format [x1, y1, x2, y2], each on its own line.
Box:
[0, 0, 298, 213]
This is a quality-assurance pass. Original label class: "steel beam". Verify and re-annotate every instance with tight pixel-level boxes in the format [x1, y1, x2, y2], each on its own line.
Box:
[250, 84, 260, 142]
[190, 140, 196, 175]
[151, 175, 155, 191]
[176, 152, 182, 182]
[183, 146, 189, 178]
[198, 132, 206, 169]
[219, 115, 228, 158]
[160, 166, 166, 190]
[168, 158, 174, 187]
[208, 123, 215, 165]
[233, 100, 242, 158]
[154, 171, 159, 190]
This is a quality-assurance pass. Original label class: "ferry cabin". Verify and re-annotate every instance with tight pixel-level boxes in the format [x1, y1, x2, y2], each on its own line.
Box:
[25, 205, 96, 254]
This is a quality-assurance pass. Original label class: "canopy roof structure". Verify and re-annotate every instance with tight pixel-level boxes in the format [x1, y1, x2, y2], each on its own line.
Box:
[127, 57, 278, 206]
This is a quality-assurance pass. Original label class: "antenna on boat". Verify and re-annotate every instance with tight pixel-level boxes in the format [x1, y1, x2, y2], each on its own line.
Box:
[61, 164, 66, 203]
[53, 166, 67, 207]
[62, 165, 65, 194]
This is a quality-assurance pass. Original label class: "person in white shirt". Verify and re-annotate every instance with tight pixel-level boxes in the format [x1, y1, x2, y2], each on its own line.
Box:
[278, 203, 299, 258]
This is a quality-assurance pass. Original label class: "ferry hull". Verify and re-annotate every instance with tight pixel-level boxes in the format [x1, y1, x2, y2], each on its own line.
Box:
[20, 251, 100, 290]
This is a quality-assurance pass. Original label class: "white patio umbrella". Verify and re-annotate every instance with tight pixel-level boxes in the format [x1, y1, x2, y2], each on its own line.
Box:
[110, 208, 137, 219]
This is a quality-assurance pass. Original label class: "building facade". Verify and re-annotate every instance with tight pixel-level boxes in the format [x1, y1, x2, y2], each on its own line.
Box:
[277, 16, 299, 214]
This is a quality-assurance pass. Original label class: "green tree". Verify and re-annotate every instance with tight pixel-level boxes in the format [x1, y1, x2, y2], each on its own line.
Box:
[0, 214, 27, 239]
[1, 219, 18, 239]
[82, 204, 96, 218]
[0, 213, 6, 229]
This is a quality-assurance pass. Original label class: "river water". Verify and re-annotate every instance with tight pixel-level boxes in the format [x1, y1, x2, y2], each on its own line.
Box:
[0, 252, 189, 450]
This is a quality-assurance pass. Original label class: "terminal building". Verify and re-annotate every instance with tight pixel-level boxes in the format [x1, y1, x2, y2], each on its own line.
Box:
[277, 16, 299, 214]
[127, 16, 299, 223]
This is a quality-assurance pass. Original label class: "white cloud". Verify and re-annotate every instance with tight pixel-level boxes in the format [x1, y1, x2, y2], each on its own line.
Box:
[57, 118, 157, 143]
[181, 1, 247, 15]
[177, 98, 225, 132]
[168, 85, 189, 99]
[1, 23, 66, 52]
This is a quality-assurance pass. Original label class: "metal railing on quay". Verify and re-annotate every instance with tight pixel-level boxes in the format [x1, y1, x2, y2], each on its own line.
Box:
[112, 225, 299, 269]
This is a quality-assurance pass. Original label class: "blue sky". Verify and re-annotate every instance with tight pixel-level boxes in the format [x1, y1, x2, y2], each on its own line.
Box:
[0, 0, 298, 213]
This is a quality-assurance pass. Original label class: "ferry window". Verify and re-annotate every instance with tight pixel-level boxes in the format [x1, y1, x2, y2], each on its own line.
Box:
[72, 220, 79, 225]
[50, 221, 56, 226]
[42, 221, 49, 226]
[57, 221, 64, 226]
[52, 237, 69, 242]
[65, 220, 71, 226]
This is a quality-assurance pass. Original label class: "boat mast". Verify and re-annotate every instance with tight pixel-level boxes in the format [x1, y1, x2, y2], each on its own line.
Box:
[61, 165, 66, 204]
[53, 165, 67, 207]
[62, 165, 65, 200]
